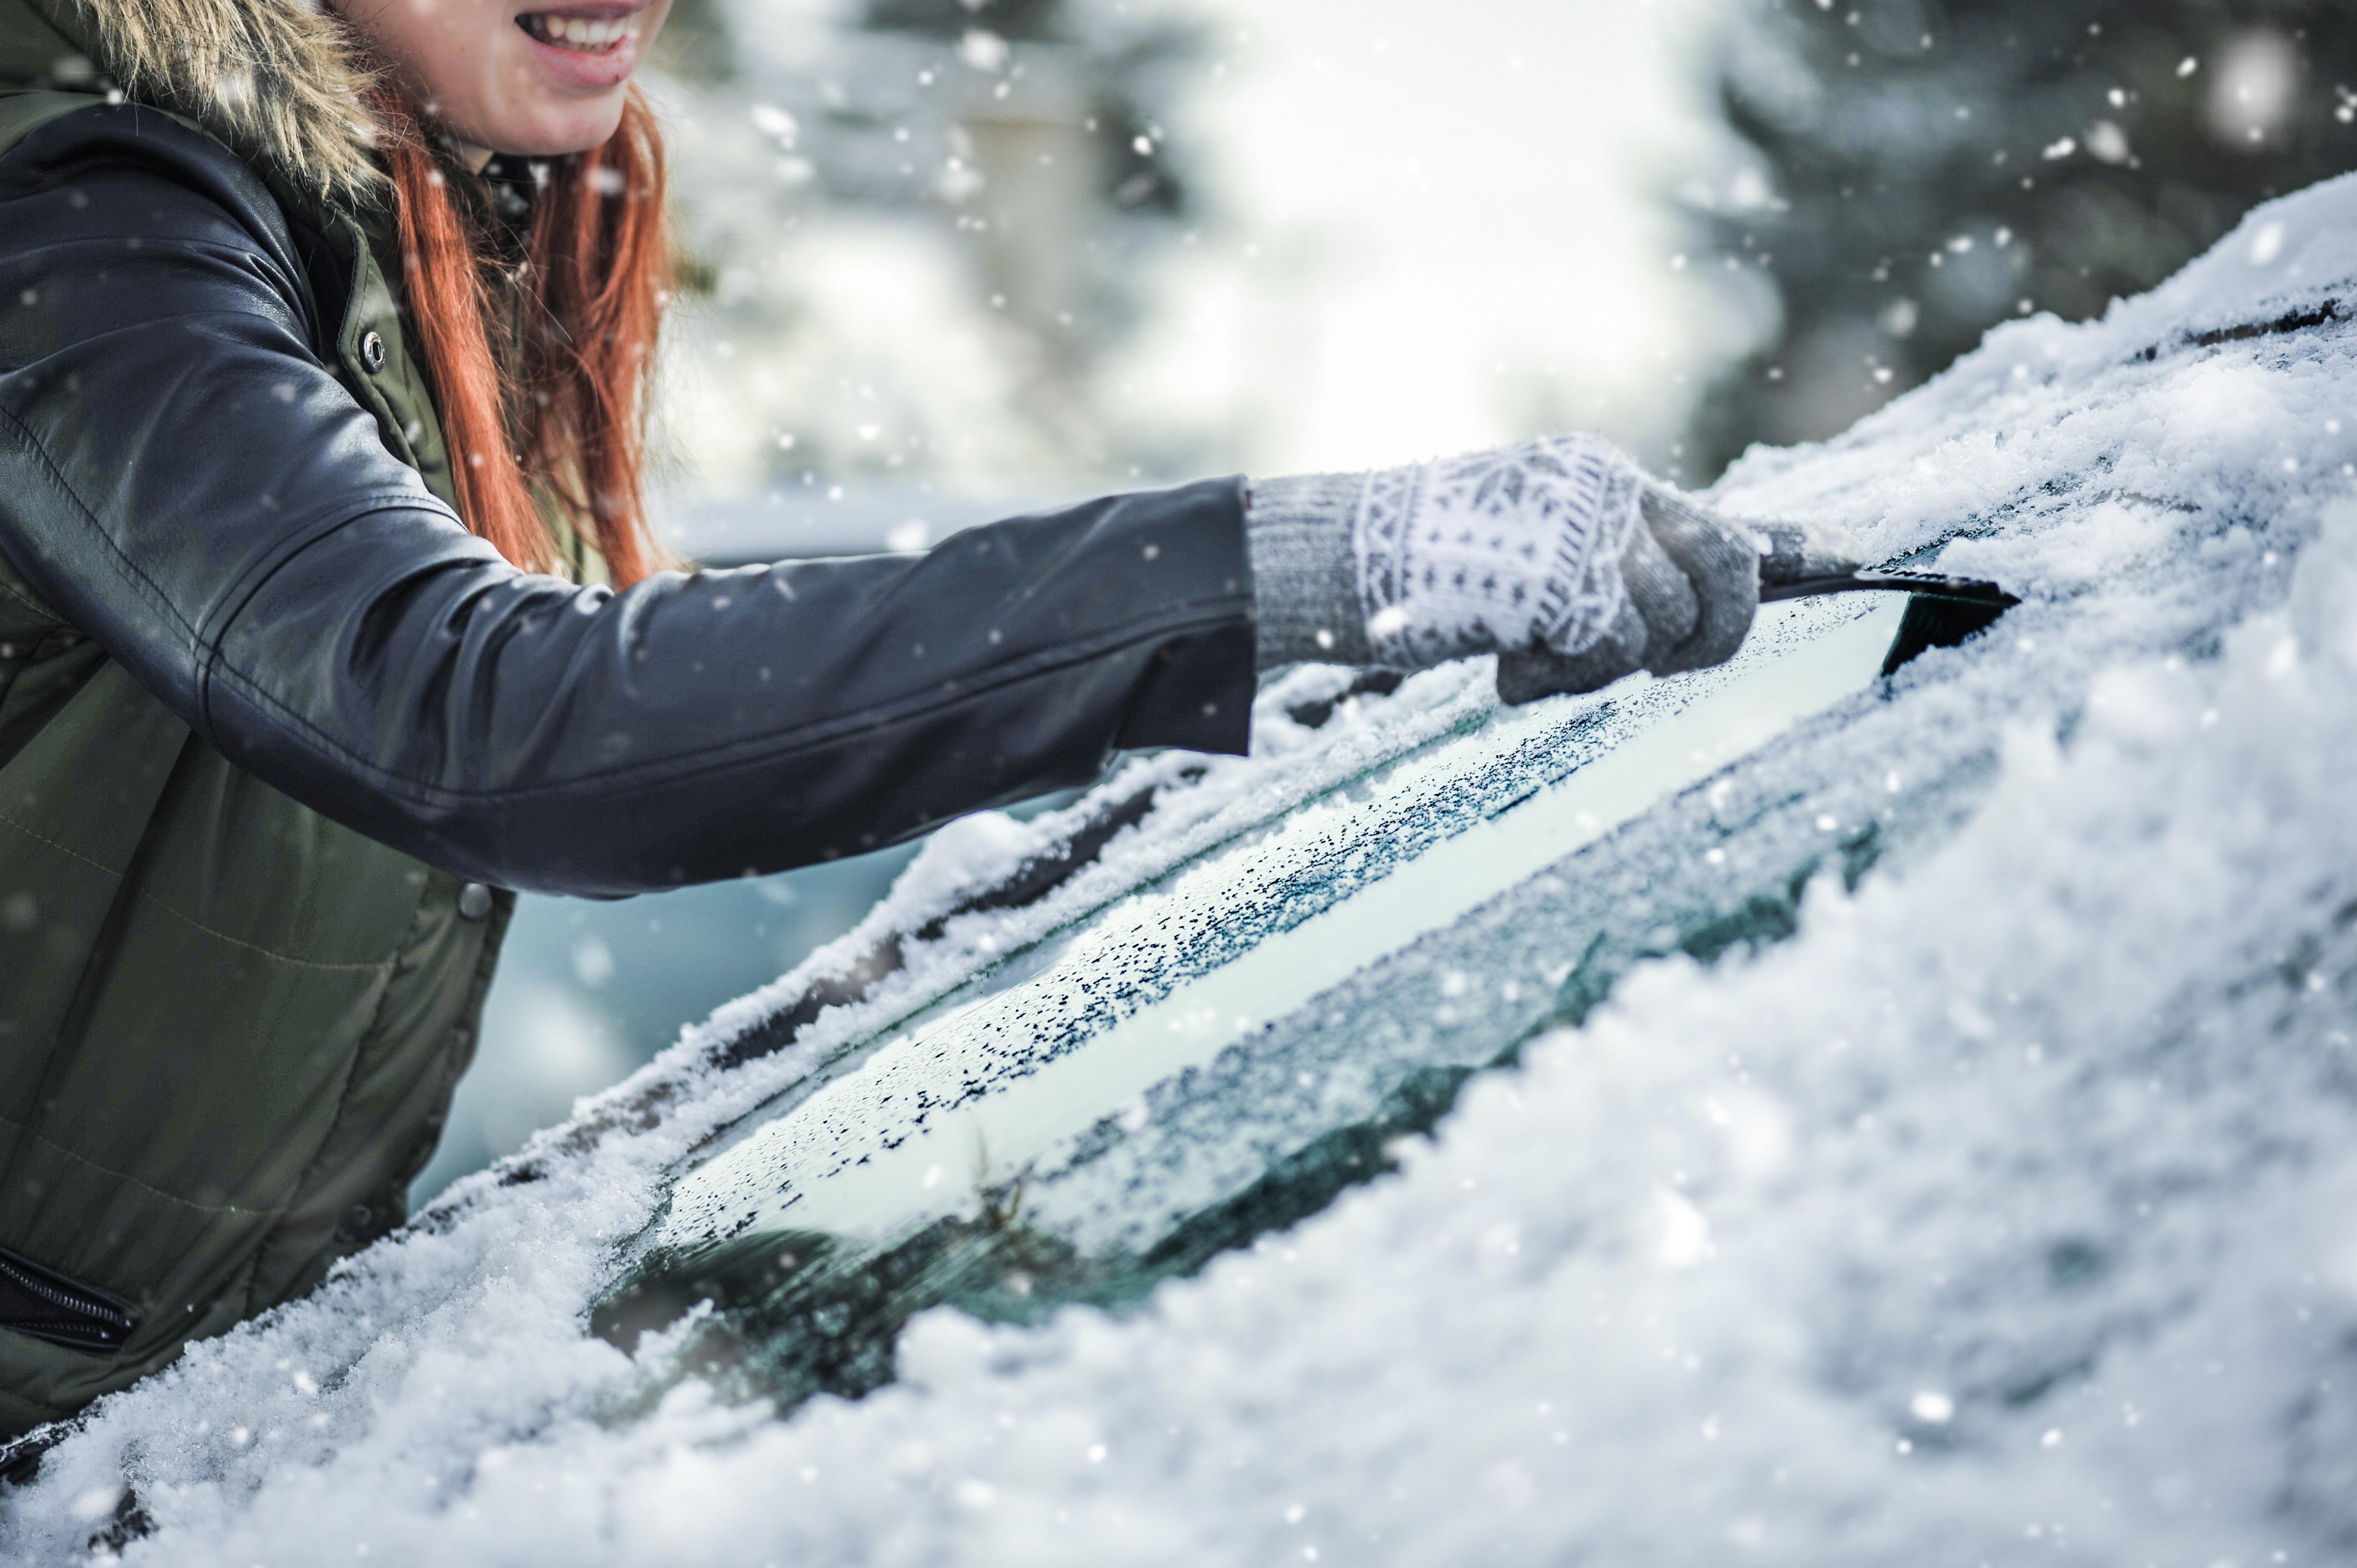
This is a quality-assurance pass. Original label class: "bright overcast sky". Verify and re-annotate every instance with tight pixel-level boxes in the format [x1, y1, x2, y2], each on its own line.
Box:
[1104, 0, 1737, 478]
[666, 0, 1742, 505]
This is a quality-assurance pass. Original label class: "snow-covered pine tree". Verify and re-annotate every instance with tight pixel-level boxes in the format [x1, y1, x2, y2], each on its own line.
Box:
[1687, 0, 2357, 479]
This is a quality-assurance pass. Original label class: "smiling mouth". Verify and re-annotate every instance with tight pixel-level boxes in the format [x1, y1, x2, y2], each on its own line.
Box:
[517, 11, 637, 53]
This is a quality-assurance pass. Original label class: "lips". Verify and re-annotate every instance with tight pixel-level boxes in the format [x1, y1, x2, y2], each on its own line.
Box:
[514, 5, 651, 89]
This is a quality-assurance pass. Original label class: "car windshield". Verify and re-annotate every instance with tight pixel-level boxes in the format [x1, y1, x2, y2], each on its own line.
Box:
[589, 589, 1945, 1408]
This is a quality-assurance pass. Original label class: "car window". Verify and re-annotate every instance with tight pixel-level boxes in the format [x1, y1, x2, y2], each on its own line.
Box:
[590, 590, 1990, 1410]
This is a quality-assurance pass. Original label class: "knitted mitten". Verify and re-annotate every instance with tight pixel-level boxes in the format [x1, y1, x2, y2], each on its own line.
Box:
[1250, 433, 1643, 668]
[1246, 435, 1865, 704]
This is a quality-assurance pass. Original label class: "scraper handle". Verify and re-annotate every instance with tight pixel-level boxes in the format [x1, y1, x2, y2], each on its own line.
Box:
[1761, 568, 2019, 608]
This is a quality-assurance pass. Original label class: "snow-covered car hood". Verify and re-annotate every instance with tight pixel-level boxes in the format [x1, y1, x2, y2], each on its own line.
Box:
[11, 179, 2357, 1566]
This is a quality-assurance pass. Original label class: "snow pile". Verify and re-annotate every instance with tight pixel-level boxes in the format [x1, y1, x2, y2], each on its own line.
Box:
[9, 180, 2357, 1564]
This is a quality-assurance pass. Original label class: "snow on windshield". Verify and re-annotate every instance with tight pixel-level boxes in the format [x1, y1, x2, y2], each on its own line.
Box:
[11, 181, 2357, 1566]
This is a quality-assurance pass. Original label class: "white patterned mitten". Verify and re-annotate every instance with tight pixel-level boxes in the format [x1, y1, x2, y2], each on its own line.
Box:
[1351, 433, 1649, 670]
[1494, 491, 1870, 701]
[1250, 434, 1805, 702]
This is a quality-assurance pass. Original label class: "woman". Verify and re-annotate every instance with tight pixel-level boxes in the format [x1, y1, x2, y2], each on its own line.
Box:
[0, 0, 1844, 1434]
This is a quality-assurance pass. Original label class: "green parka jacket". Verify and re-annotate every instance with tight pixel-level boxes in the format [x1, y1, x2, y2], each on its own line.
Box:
[0, 0, 1254, 1437]
[0, 0, 516, 1436]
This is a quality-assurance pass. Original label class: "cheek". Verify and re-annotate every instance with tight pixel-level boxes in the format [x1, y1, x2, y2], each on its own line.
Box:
[372, 0, 513, 111]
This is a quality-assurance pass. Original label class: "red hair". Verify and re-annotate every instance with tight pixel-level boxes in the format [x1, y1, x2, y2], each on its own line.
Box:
[370, 84, 672, 587]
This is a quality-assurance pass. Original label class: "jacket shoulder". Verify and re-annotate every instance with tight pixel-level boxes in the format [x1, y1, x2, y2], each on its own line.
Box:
[4, 101, 318, 294]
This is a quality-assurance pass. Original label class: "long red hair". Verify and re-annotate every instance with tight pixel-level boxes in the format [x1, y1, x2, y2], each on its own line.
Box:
[369, 84, 672, 587]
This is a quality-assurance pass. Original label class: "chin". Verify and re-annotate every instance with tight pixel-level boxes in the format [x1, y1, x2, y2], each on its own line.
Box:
[477, 100, 630, 159]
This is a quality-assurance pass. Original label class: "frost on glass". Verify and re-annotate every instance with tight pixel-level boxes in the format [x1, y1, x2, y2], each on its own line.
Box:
[11, 180, 2357, 1568]
[587, 592, 1998, 1412]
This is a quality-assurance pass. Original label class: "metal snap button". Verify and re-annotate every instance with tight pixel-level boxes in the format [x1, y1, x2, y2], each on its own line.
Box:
[359, 328, 387, 374]
[457, 882, 494, 921]
[335, 1203, 374, 1243]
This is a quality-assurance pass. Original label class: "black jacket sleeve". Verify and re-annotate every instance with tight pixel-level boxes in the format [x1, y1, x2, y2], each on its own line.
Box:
[0, 107, 1256, 896]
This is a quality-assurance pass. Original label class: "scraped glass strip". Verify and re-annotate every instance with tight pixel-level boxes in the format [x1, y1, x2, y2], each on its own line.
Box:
[662, 595, 1906, 1250]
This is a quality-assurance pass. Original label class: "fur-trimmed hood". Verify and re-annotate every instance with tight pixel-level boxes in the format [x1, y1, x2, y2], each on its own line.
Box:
[1, 0, 383, 201]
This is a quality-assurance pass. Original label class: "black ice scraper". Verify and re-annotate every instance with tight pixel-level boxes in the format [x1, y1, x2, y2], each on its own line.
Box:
[1762, 567, 2020, 676]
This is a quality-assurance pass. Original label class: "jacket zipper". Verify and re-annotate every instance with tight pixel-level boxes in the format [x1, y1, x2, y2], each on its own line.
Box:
[0, 1245, 140, 1354]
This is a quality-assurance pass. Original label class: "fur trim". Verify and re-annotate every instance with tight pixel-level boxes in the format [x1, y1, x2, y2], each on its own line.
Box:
[58, 0, 384, 201]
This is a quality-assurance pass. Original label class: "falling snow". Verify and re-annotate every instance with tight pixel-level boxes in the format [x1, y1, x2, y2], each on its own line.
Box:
[12, 176, 2357, 1566]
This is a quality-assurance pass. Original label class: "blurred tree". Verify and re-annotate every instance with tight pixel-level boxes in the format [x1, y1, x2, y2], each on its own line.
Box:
[1688, 0, 2357, 479]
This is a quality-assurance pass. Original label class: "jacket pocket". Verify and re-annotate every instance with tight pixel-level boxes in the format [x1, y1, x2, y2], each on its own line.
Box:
[0, 1245, 139, 1355]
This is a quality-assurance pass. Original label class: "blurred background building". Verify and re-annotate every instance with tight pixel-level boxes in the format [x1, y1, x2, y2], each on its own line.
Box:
[412, 0, 2357, 1200]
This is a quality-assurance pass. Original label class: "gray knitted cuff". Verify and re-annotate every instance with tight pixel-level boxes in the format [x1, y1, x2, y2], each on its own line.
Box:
[1245, 471, 1372, 669]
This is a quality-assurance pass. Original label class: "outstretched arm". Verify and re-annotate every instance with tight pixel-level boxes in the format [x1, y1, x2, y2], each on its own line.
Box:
[0, 107, 1255, 897]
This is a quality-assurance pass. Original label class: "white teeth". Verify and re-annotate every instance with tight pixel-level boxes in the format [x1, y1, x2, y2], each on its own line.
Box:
[527, 13, 631, 52]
